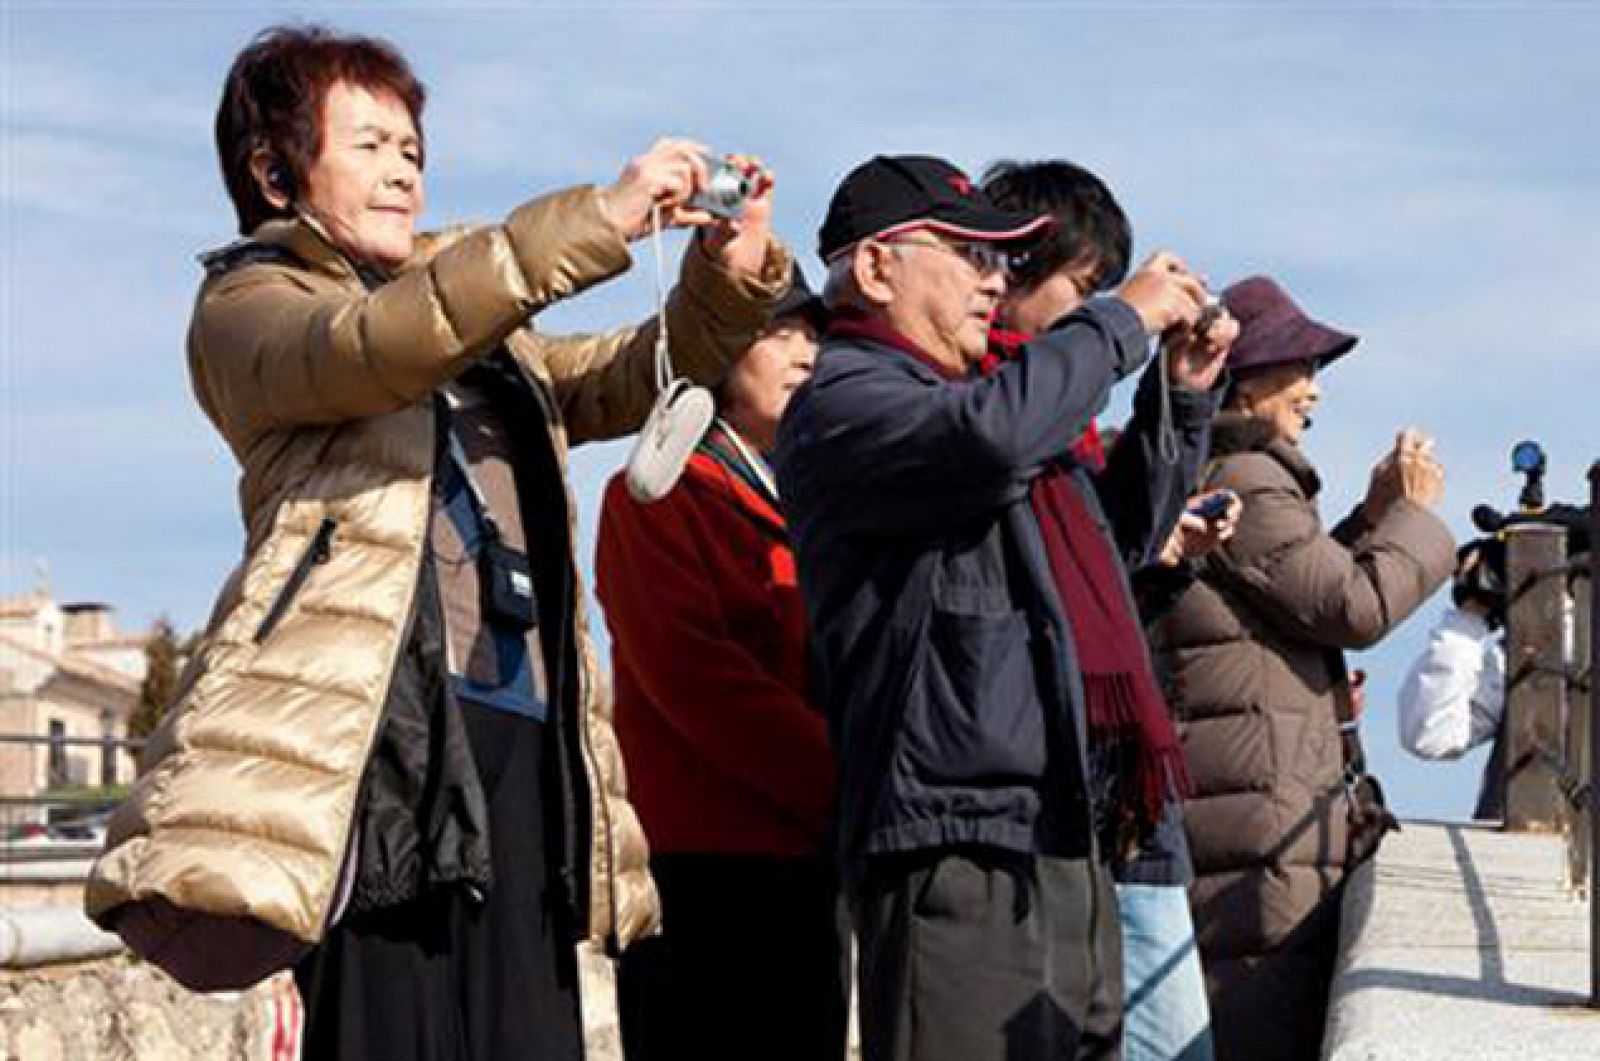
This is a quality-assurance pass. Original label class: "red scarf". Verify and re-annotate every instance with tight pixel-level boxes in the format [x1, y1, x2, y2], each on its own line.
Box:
[986, 327, 1188, 831]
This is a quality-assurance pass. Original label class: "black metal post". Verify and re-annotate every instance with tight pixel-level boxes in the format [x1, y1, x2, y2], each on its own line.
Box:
[1588, 460, 1599, 1008]
[0, 734, 145, 748]
[101, 732, 116, 788]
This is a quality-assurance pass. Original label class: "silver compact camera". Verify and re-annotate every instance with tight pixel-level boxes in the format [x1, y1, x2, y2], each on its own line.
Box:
[689, 154, 756, 220]
[1193, 294, 1224, 335]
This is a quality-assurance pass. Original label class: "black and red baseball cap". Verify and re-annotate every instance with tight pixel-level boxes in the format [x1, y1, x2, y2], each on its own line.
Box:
[817, 155, 1052, 261]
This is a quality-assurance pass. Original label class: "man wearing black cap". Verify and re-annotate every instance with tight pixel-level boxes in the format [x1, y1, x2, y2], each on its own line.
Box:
[775, 155, 1212, 1061]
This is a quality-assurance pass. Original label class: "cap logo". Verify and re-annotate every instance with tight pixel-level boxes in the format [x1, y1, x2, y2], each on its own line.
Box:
[948, 175, 973, 197]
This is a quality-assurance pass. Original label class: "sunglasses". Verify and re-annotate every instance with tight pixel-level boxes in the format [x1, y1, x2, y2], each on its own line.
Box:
[877, 235, 1016, 277]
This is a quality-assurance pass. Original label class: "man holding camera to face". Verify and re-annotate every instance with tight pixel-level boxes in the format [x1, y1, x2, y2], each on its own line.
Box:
[775, 155, 1218, 1061]
[982, 158, 1236, 1061]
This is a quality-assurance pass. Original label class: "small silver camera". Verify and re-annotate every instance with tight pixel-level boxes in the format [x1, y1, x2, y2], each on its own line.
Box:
[1193, 294, 1224, 335]
[689, 155, 756, 220]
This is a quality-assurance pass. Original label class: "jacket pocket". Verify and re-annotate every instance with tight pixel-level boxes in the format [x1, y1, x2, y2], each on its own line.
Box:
[254, 517, 337, 644]
[911, 609, 1046, 783]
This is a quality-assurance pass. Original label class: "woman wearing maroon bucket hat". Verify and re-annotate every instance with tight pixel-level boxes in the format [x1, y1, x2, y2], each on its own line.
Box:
[1151, 276, 1456, 1061]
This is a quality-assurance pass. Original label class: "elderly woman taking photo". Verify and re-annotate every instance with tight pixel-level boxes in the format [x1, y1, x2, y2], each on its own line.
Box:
[1151, 276, 1454, 1061]
[596, 272, 844, 1061]
[86, 24, 790, 1061]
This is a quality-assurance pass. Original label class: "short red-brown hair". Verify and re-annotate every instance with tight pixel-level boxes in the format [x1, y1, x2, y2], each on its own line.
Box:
[215, 25, 426, 234]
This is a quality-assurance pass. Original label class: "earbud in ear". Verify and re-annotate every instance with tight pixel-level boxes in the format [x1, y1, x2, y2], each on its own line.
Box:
[266, 160, 290, 194]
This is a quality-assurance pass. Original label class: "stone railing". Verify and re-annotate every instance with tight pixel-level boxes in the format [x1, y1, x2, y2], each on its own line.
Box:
[0, 900, 635, 1061]
[1323, 821, 1600, 1060]
[1496, 465, 1597, 1008]
[0, 948, 295, 1061]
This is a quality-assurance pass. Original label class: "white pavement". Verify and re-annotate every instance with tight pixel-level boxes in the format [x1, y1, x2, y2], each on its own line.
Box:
[1324, 821, 1600, 1060]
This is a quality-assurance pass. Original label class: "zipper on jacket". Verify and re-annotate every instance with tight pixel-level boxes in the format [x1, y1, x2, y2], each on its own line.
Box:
[254, 517, 338, 644]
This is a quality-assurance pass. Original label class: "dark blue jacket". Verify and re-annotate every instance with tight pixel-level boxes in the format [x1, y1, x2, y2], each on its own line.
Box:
[774, 298, 1214, 878]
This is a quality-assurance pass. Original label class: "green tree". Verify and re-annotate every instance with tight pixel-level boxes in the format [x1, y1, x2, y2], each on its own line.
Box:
[130, 618, 183, 739]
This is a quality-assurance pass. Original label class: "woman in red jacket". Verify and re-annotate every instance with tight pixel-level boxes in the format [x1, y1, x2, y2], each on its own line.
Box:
[595, 272, 842, 1061]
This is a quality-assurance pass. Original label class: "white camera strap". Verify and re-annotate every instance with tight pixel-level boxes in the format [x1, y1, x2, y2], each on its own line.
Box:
[649, 201, 673, 397]
[1155, 339, 1180, 467]
[624, 203, 714, 503]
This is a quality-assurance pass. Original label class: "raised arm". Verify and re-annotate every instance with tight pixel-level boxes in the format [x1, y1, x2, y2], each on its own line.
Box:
[1206, 455, 1455, 650]
[1095, 297, 1232, 568]
[190, 185, 633, 449]
[779, 298, 1150, 537]
[1095, 365, 1218, 570]
[527, 231, 791, 446]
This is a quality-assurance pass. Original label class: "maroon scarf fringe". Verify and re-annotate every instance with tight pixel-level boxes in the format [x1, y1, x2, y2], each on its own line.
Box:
[1033, 470, 1190, 832]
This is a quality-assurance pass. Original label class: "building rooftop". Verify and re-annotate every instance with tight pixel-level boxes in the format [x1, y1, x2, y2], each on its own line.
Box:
[0, 632, 141, 696]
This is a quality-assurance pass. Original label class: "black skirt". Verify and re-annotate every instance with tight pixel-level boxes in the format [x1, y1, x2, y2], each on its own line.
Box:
[295, 700, 582, 1061]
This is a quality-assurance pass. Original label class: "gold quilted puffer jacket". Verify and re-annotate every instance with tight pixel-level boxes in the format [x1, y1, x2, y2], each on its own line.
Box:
[85, 184, 791, 988]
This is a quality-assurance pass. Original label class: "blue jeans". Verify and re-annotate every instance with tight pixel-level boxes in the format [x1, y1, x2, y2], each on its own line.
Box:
[1116, 883, 1214, 1061]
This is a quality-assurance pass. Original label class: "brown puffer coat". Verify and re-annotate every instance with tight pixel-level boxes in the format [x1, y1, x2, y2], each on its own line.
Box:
[1153, 413, 1453, 1061]
[85, 185, 790, 992]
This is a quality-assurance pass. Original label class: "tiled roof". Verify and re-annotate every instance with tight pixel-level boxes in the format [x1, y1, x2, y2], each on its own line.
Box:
[0, 632, 141, 695]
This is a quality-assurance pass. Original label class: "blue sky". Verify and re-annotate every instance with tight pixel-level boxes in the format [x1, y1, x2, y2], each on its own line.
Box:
[3, 1, 1597, 819]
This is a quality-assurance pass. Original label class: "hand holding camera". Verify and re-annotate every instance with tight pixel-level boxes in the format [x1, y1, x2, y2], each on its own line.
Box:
[697, 152, 776, 277]
[604, 139, 763, 241]
[1363, 428, 1446, 522]
[604, 139, 773, 281]
[1115, 250, 1208, 337]
[1163, 292, 1237, 391]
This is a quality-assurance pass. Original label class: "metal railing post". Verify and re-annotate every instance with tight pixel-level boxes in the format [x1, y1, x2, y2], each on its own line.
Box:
[1588, 460, 1599, 1008]
[1567, 547, 1592, 890]
[1504, 523, 1569, 831]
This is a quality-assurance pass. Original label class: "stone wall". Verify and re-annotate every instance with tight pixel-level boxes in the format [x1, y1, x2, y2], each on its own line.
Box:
[0, 929, 844, 1059]
[0, 958, 292, 1061]
[0, 945, 624, 1061]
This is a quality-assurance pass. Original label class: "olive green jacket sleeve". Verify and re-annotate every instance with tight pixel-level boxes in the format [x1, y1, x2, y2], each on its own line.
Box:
[189, 185, 631, 451]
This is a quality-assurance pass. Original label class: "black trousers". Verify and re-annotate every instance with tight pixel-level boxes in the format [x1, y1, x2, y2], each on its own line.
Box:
[853, 847, 1123, 1061]
[1204, 884, 1342, 1061]
[618, 853, 850, 1061]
